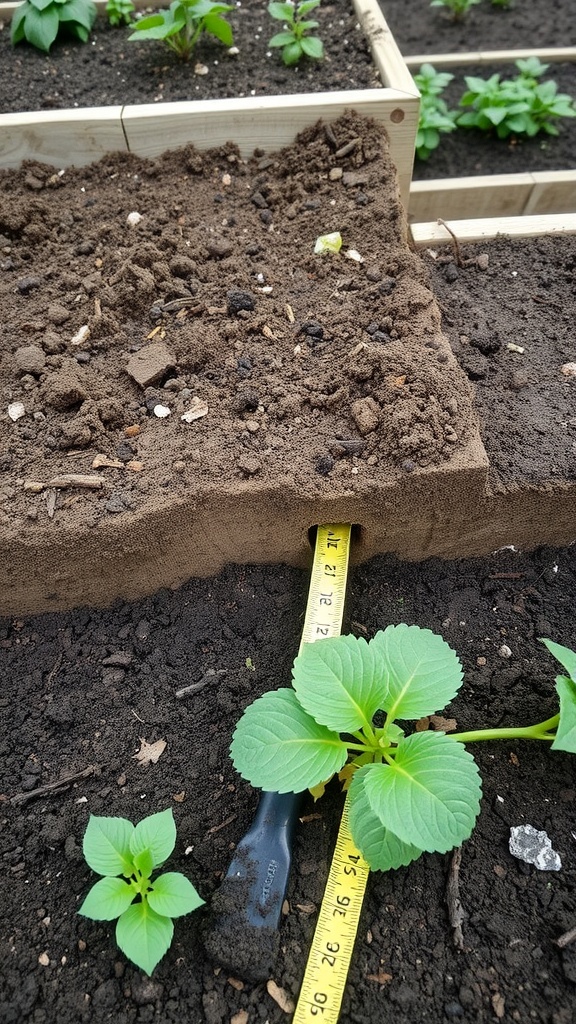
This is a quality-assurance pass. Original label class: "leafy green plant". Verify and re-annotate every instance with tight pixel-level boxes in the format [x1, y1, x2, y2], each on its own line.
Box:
[430, 0, 482, 20]
[414, 63, 459, 160]
[11, 0, 96, 53]
[268, 0, 324, 67]
[106, 0, 135, 27]
[231, 628, 576, 872]
[78, 808, 204, 974]
[457, 58, 576, 138]
[128, 0, 233, 62]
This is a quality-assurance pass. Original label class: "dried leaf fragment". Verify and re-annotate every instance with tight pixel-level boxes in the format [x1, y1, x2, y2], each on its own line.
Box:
[266, 980, 295, 1014]
[231, 1012, 249, 1024]
[92, 454, 125, 469]
[181, 397, 208, 423]
[133, 738, 167, 766]
[366, 971, 392, 985]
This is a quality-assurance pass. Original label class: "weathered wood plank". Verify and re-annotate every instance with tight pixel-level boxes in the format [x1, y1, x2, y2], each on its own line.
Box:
[0, 107, 127, 168]
[410, 213, 576, 247]
[404, 48, 576, 68]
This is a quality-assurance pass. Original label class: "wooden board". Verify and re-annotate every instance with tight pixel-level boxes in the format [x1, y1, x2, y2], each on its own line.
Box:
[0, 107, 127, 169]
[409, 170, 576, 222]
[404, 47, 576, 68]
[410, 213, 576, 247]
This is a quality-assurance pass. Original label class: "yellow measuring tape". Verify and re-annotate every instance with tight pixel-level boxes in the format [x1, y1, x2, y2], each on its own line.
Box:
[293, 525, 370, 1024]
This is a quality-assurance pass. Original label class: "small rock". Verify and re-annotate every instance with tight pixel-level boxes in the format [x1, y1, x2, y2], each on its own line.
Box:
[207, 239, 233, 259]
[227, 290, 255, 315]
[351, 396, 380, 435]
[8, 402, 26, 422]
[43, 364, 86, 410]
[233, 387, 259, 414]
[14, 345, 46, 375]
[17, 276, 42, 294]
[509, 824, 561, 871]
[477, 253, 489, 270]
[153, 404, 171, 418]
[105, 492, 127, 514]
[126, 211, 142, 227]
[498, 644, 512, 659]
[315, 455, 334, 476]
[47, 303, 71, 325]
[237, 455, 261, 475]
[561, 362, 576, 377]
[125, 343, 176, 389]
[444, 264, 459, 283]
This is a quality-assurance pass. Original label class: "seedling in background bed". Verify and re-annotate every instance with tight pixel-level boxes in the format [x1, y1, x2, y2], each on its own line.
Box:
[430, 0, 481, 21]
[457, 58, 576, 139]
[10, 0, 96, 53]
[414, 64, 459, 160]
[231, 628, 576, 872]
[106, 0, 135, 27]
[79, 808, 204, 974]
[267, 0, 324, 67]
[128, 0, 234, 62]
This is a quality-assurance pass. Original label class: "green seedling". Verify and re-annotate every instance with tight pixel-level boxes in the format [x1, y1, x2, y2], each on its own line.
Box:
[430, 0, 481, 20]
[414, 63, 459, 160]
[231, 627, 576, 872]
[268, 0, 324, 67]
[11, 0, 96, 52]
[128, 0, 233, 62]
[79, 808, 204, 974]
[457, 58, 576, 138]
[106, 0, 135, 26]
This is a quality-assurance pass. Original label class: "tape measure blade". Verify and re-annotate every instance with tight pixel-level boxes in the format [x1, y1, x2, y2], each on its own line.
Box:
[293, 524, 370, 1024]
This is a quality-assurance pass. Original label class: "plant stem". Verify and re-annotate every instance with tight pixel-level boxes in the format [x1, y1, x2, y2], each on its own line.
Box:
[452, 714, 559, 745]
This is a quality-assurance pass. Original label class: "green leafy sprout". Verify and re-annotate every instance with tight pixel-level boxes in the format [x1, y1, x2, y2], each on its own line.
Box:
[268, 0, 324, 67]
[430, 0, 482, 20]
[231, 627, 576, 873]
[106, 0, 135, 27]
[11, 0, 96, 53]
[78, 808, 204, 974]
[128, 0, 234, 62]
[457, 57, 576, 138]
[415, 63, 459, 160]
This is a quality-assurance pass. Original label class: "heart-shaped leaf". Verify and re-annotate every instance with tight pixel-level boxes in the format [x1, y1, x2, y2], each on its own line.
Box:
[116, 902, 173, 975]
[148, 871, 204, 918]
[83, 815, 134, 877]
[131, 808, 176, 868]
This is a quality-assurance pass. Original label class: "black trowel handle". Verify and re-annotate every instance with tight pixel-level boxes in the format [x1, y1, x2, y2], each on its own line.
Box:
[231, 790, 303, 927]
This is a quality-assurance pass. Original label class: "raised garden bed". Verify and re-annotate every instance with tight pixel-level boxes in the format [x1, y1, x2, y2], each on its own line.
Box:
[2, 113, 575, 616]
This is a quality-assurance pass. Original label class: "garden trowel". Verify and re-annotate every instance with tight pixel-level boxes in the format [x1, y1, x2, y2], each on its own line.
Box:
[203, 524, 351, 981]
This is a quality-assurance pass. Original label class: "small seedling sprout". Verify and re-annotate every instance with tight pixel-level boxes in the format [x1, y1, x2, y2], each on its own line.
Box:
[78, 808, 204, 974]
[128, 0, 234, 62]
[268, 0, 324, 67]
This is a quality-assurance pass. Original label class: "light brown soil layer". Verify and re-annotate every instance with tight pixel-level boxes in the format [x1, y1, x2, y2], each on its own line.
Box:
[1, 114, 574, 614]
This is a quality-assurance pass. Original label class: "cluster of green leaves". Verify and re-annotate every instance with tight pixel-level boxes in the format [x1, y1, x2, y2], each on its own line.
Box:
[457, 57, 576, 139]
[128, 0, 233, 61]
[11, 0, 96, 52]
[79, 808, 203, 974]
[106, 0, 135, 28]
[414, 63, 459, 160]
[430, 0, 481, 20]
[268, 0, 324, 67]
[231, 627, 576, 873]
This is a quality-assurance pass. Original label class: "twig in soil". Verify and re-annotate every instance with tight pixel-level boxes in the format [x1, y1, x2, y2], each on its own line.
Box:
[10, 765, 99, 806]
[205, 813, 237, 837]
[446, 846, 467, 950]
[437, 219, 466, 268]
[45, 652, 63, 688]
[555, 924, 576, 949]
[175, 668, 227, 698]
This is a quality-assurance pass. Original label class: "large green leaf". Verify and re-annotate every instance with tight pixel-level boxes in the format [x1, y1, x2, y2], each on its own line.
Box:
[116, 902, 173, 975]
[130, 808, 176, 868]
[552, 675, 576, 754]
[361, 732, 481, 853]
[78, 876, 135, 921]
[21, 3, 59, 51]
[541, 638, 576, 681]
[230, 688, 348, 793]
[292, 635, 386, 733]
[83, 815, 134, 877]
[370, 624, 463, 721]
[148, 871, 204, 918]
[203, 12, 233, 45]
[348, 772, 423, 871]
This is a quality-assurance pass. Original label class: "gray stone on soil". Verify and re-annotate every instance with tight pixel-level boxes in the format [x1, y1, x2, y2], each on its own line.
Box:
[509, 824, 562, 871]
[351, 396, 380, 435]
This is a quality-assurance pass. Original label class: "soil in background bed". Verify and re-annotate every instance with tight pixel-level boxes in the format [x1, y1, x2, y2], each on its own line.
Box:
[1, 543, 575, 1023]
[421, 234, 576, 489]
[0, 112, 477, 542]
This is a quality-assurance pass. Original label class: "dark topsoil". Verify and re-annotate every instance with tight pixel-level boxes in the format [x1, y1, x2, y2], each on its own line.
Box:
[0, 0, 575, 177]
[1, 544, 576, 1024]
